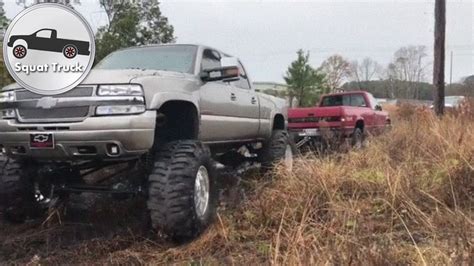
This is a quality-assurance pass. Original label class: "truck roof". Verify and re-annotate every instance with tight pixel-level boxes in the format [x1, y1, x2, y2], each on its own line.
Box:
[322, 91, 368, 97]
[120, 43, 234, 57]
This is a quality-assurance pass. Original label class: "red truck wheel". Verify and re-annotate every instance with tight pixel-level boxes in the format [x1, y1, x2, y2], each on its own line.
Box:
[13, 45, 27, 59]
[352, 128, 365, 149]
[63, 45, 77, 59]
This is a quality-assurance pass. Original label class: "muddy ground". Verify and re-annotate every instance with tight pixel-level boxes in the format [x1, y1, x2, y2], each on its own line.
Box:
[0, 167, 248, 264]
[0, 194, 154, 263]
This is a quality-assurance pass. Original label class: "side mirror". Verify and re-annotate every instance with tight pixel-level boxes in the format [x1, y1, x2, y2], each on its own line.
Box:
[201, 66, 240, 82]
[375, 104, 382, 111]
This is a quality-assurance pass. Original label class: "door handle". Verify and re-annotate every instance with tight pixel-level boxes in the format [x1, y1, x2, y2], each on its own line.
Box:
[251, 97, 257, 104]
[230, 93, 237, 101]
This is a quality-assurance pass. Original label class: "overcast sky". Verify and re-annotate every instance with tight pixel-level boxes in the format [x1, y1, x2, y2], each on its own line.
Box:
[4, 0, 474, 83]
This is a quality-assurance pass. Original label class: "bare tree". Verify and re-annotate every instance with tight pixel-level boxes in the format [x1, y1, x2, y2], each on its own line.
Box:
[99, 0, 121, 25]
[387, 45, 430, 99]
[350, 57, 382, 89]
[319, 54, 352, 92]
[433, 0, 446, 116]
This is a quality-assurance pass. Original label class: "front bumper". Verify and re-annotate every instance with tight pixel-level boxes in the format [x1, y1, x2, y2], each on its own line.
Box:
[0, 111, 156, 161]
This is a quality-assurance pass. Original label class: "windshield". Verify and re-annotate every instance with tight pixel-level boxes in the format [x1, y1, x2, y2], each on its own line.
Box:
[95, 45, 197, 74]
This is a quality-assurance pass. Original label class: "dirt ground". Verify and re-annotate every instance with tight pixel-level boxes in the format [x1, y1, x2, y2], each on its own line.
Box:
[0, 193, 178, 264]
[0, 168, 247, 264]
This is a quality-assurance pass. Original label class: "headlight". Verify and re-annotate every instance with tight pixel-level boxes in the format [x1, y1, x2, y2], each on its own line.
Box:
[1, 109, 16, 118]
[0, 91, 15, 102]
[96, 105, 146, 116]
[97, 84, 143, 96]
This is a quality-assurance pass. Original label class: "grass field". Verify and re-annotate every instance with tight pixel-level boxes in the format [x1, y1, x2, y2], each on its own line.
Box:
[0, 103, 472, 264]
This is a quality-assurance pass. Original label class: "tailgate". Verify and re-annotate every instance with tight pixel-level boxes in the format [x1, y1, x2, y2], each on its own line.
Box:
[288, 106, 343, 129]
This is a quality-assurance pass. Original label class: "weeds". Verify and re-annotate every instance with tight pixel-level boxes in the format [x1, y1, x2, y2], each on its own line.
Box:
[0, 104, 472, 264]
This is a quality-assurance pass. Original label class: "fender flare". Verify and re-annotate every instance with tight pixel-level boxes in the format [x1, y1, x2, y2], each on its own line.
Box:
[148, 92, 199, 115]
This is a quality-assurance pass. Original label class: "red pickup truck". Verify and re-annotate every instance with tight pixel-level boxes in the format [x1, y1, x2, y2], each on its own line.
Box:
[288, 91, 390, 150]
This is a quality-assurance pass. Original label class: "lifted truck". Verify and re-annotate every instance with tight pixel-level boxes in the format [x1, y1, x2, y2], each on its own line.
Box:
[288, 91, 390, 151]
[0, 44, 293, 242]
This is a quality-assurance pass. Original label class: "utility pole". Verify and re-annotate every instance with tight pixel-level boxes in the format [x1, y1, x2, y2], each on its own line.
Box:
[433, 0, 446, 116]
[449, 51, 453, 86]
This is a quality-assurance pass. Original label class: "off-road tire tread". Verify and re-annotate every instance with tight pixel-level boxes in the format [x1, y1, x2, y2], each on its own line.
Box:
[0, 155, 35, 223]
[259, 130, 291, 169]
[147, 140, 217, 242]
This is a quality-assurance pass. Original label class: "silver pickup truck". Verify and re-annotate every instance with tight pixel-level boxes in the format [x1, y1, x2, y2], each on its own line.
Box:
[0, 44, 292, 242]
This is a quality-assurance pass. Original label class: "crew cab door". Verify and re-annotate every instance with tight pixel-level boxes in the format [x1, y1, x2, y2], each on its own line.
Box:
[227, 60, 259, 139]
[199, 49, 235, 141]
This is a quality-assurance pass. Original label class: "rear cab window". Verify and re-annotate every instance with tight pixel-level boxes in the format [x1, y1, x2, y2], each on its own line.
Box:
[320, 94, 368, 107]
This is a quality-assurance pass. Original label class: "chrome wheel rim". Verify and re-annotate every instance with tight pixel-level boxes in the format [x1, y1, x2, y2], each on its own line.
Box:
[284, 144, 293, 172]
[194, 165, 210, 219]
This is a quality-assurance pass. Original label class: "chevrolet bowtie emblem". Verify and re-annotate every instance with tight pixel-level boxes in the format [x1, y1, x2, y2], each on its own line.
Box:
[33, 134, 49, 143]
[36, 97, 58, 109]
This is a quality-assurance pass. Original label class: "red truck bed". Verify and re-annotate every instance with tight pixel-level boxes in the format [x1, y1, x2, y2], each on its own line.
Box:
[288, 91, 390, 149]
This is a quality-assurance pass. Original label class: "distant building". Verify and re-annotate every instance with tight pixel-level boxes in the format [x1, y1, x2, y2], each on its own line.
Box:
[253, 82, 298, 106]
[253, 82, 288, 93]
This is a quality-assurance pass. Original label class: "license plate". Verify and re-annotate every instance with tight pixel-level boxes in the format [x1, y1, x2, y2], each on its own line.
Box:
[299, 128, 320, 137]
[30, 133, 54, 149]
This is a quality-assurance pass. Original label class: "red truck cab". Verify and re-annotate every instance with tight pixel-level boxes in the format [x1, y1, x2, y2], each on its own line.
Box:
[288, 91, 390, 149]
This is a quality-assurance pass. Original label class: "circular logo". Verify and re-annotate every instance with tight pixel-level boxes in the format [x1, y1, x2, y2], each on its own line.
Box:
[3, 4, 95, 95]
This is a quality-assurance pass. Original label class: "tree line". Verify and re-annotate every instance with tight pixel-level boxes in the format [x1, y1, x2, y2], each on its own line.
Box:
[0, 1, 472, 105]
[279, 45, 473, 107]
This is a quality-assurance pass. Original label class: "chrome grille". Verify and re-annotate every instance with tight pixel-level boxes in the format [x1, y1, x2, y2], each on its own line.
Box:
[16, 87, 94, 100]
[18, 107, 90, 120]
[15, 87, 94, 122]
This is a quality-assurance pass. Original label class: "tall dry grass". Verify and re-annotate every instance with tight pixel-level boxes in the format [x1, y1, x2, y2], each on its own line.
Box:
[96, 104, 472, 265]
[2, 104, 473, 265]
[254, 106, 473, 265]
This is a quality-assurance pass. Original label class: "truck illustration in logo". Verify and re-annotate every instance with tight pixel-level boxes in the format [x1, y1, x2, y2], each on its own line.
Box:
[7, 28, 91, 59]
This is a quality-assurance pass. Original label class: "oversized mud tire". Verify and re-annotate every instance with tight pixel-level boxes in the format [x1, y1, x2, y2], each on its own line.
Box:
[0, 155, 38, 223]
[259, 130, 294, 172]
[147, 140, 218, 242]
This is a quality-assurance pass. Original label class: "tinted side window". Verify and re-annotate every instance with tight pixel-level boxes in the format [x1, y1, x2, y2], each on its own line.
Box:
[350, 94, 367, 107]
[201, 49, 221, 70]
[233, 62, 250, 89]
